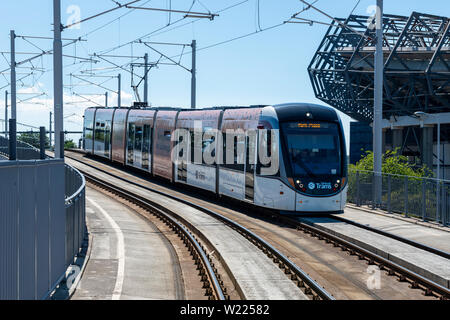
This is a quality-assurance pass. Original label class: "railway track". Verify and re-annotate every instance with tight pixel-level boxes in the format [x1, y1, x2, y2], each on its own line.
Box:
[85, 173, 226, 300]
[68, 154, 333, 300]
[278, 216, 450, 300]
[65, 150, 449, 300]
[329, 215, 450, 260]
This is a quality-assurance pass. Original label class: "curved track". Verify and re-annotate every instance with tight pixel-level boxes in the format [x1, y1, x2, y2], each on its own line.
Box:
[66, 150, 449, 300]
[86, 175, 226, 300]
[66, 152, 332, 300]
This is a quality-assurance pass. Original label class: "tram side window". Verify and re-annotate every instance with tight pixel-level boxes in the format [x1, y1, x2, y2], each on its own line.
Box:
[256, 129, 279, 176]
[84, 119, 93, 140]
[222, 132, 245, 172]
[246, 135, 255, 173]
[127, 123, 135, 164]
[104, 121, 111, 157]
[142, 125, 150, 169]
[202, 127, 215, 166]
[135, 126, 143, 153]
[189, 127, 212, 165]
[84, 120, 92, 139]
[95, 122, 102, 140]
[190, 129, 195, 163]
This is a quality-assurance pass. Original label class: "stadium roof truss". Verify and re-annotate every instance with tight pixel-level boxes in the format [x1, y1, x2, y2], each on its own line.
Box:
[308, 12, 450, 122]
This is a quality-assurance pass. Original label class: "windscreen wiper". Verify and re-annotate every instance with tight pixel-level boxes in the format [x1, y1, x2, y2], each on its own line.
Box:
[293, 153, 317, 178]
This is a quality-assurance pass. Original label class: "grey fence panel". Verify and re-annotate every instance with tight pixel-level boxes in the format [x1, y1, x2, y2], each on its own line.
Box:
[64, 165, 86, 268]
[0, 153, 86, 299]
[80, 192, 86, 248]
[49, 162, 66, 292]
[65, 201, 75, 266]
[35, 162, 51, 299]
[0, 162, 19, 300]
[349, 169, 449, 227]
[18, 163, 37, 300]
[0, 160, 67, 300]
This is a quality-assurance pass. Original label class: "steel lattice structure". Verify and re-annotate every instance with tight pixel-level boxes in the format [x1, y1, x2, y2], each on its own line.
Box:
[308, 12, 450, 122]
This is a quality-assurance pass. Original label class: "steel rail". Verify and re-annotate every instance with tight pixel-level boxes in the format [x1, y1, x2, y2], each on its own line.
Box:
[82, 171, 226, 300]
[66, 152, 334, 300]
[278, 217, 450, 300]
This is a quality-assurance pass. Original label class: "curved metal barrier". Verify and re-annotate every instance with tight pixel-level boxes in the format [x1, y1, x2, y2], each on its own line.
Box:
[0, 135, 46, 160]
[0, 159, 66, 299]
[0, 152, 86, 299]
[64, 164, 87, 267]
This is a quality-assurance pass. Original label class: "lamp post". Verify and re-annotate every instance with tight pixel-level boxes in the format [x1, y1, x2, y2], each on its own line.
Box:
[53, 0, 64, 158]
[373, 0, 384, 207]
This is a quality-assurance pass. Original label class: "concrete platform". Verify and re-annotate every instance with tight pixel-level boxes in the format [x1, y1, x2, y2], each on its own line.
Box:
[67, 158, 309, 300]
[299, 207, 450, 289]
[72, 187, 184, 300]
[342, 206, 450, 253]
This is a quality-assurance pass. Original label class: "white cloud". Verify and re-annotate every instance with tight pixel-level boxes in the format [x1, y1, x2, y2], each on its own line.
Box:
[0, 87, 135, 143]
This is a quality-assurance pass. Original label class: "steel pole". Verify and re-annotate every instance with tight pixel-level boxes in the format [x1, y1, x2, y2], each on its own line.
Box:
[9, 119, 16, 160]
[53, 0, 64, 158]
[4, 91, 8, 138]
[49, 111, 52, 149]
[191, 39, 196, 109]
[105, 92, 108, 107]
[40, 126, 46, 159]
[373, 0, 384, 206]
[10, 31, 16, 121]
[437, 120, 441, 180]
[118, 73, 121, 108]
[144, 53, 148, 104]
[437, 120, 441, 222]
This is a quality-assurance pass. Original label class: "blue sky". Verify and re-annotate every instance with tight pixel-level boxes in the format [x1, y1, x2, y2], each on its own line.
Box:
[0, 0, 448, 143]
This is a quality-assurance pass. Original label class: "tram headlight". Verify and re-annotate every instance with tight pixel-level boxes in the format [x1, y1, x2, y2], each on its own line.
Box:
[333, 179, 341, 191]
[296, 180, 305, 190]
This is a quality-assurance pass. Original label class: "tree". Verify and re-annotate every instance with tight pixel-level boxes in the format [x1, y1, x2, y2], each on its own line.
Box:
[350, 148, 432, 177]
[64, 139, 76, 149]
[18, 132, 50, 149]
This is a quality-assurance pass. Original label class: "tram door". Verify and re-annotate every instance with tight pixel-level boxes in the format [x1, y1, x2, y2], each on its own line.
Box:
[245, 132, 256, 202]
[127, 123, 135, 165]
[176, 129, 187, 182]
[104, 120, 111, 158]
[142, 125, 151, 171]
[134, 125, 143, 167]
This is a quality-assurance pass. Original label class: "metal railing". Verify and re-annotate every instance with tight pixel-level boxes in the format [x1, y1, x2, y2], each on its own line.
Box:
[348, 169, 449, 227]
[0, 135, 86, 299]
[64, 164, 86, 267]
[0, 135, 45, 160]
[0, 159, 66, 299]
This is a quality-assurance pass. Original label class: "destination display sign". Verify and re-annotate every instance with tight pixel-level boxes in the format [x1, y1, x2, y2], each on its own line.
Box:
[297, 123, 321, 128]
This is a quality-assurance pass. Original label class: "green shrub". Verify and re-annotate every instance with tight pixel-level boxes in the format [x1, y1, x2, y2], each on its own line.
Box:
[64, 139, 76, 149]
[349, 148, 432, 177]
[18, 132, 50, 149]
